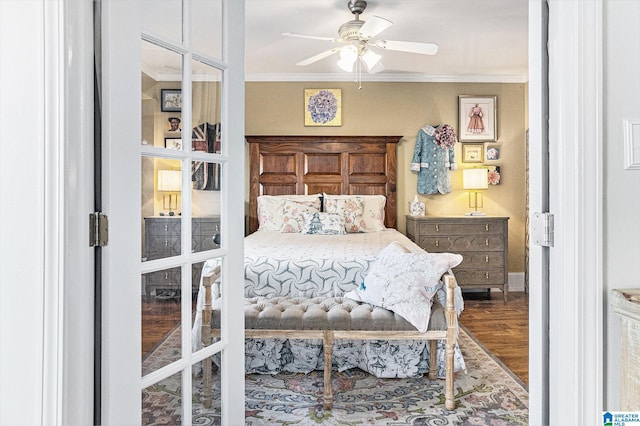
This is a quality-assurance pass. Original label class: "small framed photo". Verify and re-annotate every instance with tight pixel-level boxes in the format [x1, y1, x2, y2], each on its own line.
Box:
[486, 145, 500, 160]
[458, 95, 497, 142]
[164, 137, 182, 150]
[462, 144, 484, 163]
[161, 89, 182, 112]
[304, 89, 342, 126]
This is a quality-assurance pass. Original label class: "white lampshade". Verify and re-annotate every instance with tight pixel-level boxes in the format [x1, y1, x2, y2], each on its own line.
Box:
[337, 45, 358, 72]
[157, 170, 182, 192]
[361, 48, 382, 70]
[463, 168, 488, 190]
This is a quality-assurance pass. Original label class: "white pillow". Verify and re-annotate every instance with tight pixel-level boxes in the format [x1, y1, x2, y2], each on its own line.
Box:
[300, 212, 346, 235]
[344, 243, 463, 332]
[257, 194, 321, 231]
[323, 194, 386, 232]
[280, 200, 320, 233]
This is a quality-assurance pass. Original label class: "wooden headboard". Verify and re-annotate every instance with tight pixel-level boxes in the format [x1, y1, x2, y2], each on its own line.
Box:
[246, 135, 402, 233]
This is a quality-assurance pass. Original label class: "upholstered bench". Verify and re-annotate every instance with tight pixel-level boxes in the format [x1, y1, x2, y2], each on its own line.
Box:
[201, 269, 458, 410]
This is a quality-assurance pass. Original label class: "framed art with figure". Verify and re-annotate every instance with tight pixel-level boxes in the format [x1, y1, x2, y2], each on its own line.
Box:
[458, 95, 497, 142]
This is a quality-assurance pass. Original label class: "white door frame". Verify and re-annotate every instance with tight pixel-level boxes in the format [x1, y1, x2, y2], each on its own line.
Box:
[547, 0, 604, 424]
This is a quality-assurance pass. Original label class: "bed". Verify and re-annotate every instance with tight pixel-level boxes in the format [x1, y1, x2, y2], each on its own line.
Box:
[191, 135, 466, 378]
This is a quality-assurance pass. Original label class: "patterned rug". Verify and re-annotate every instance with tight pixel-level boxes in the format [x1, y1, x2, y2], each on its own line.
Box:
[142, 326, 528, 425]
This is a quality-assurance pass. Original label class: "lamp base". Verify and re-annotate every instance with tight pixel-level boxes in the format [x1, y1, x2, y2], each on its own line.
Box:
[465, 211, 487, 216]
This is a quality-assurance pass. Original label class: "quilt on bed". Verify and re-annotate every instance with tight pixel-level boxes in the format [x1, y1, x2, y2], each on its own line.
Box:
[192, 229, 466, 378]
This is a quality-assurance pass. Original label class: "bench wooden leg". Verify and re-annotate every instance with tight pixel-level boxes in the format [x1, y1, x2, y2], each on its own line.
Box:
[428, 340, 438, 379]
[444, 339, 455, 410]
[323, 330, 334, 410]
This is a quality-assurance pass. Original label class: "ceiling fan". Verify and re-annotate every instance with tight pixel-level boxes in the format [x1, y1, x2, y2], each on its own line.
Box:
[282, 0, 438, 74]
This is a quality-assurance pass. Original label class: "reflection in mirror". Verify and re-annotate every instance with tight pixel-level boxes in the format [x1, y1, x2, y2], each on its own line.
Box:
[141, 267, 182, 376]
[192, 361, 221, 420]
[141, 156, 183, 262]
[141, 40, 183, 148]
[142, 370, 183, 424]
[192, 60, 223, 154]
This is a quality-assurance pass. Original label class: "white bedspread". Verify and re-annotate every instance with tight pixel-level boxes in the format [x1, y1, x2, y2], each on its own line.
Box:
[192, 229, 466, 378]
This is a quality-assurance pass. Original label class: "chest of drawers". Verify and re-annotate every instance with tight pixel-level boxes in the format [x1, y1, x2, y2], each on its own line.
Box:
[405, 215, 509, 302]
[143, 216, 220, 297]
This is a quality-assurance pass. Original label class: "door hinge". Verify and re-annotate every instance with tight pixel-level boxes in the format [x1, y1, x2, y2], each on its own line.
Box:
[532, 212, 554, 247]
[90, 212, 109, 247]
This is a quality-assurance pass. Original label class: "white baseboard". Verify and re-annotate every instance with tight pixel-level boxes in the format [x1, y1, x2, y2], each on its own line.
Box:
[487, 272, 525, 293]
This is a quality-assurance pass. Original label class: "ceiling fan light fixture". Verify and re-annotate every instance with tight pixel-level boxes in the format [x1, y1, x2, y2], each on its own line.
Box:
[361, 48, 382, 69]
[337, 45, 358, 71]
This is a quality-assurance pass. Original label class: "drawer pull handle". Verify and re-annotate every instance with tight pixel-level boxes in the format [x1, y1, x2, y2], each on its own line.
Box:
[165, 272, 169, 280]
[485, 238, 489, 246]
[435, 240, 439, 248]
[435, 224, 439, 232]
[485, 224, 489, 231]
[485, 255, 489, 263]
[215, 224, 219, 232]
[165, 224, 168, 232]
[165, 239, 168, 247]
[485, 272, 489, 280]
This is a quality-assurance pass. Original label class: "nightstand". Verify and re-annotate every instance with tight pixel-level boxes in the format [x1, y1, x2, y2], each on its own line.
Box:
[406, 215, 509, 302]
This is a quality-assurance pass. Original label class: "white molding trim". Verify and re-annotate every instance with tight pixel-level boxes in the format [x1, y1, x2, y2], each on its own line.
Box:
[245, 72, 529, 84]
[548, 1, 604, 424]
[623, 119, 640, 169]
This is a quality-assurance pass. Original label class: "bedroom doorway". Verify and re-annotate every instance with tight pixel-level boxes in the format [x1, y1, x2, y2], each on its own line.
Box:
[99, 0, 246, 424]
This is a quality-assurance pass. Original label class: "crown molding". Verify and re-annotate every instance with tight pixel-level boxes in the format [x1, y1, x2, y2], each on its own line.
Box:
[245, 72, 528, 83]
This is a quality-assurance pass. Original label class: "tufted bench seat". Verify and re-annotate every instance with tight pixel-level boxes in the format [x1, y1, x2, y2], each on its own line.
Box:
[201, 268, 458, 410]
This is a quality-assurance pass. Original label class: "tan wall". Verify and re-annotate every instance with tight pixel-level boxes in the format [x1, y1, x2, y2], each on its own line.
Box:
[245, 81, 526, 272]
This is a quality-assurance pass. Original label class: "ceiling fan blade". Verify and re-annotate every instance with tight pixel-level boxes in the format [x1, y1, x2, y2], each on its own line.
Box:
[282, 32, 339, 43]
[296, 47, 341, 66]
[359, 15, 393, 39]
[373, 40, 439, 55]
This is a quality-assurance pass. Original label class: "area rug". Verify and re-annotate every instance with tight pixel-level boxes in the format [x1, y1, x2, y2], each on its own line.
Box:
[142, 326, 528, 425]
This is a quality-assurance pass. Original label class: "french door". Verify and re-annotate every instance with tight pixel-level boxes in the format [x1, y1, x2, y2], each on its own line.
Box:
[100, 1, 245, 424]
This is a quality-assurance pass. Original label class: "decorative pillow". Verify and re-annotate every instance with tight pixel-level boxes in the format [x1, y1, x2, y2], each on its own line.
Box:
[323, 197, 365, 233]
[301, 212, 346, 235]
[257, 194, 321, 231]
[280, 200, 320, 233]
[344, 243, 463, 332]
[323, 194, 386, 232]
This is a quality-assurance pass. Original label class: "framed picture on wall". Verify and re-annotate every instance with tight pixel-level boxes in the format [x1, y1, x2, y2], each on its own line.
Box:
[161, 89, 182, 112]
[462, 143, 485, 163]
[304, 89, 342, 126]
[164, 137, 182, 150]
[458, 95, 497, 142]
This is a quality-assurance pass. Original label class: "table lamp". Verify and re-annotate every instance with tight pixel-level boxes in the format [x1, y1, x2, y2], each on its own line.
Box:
[158, 169, 182, 215]
[463, 168, 488, 216]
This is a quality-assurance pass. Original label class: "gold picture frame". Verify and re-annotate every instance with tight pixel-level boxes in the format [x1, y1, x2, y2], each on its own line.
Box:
[304, 89, 342, 126]
[462, 143, 485, 163]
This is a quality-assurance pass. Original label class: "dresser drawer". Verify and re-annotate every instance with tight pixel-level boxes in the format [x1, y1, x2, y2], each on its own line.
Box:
[145, 219, 180, 236]
[417, 235, 505, 252]
[145, 235, 181, 259]
[453, 268, 505, 285]
[418, 221, 505, 237]
[459, 252, 505, 269]
[144, 267, 181, 288]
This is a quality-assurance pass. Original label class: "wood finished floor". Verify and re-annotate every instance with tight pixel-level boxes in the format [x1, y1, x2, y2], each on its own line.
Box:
[460, 290, 529, 384]
[142, 291, 529, 385]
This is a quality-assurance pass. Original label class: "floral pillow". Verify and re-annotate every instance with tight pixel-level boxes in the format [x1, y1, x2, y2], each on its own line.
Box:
[323, 194, 386, 232]
[257, 194, 321, 231]
[301, 212, 346, 235]
[280, 200, 320, 233]
[323, 197, 364, 233]
[344, 242, 463, 332]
